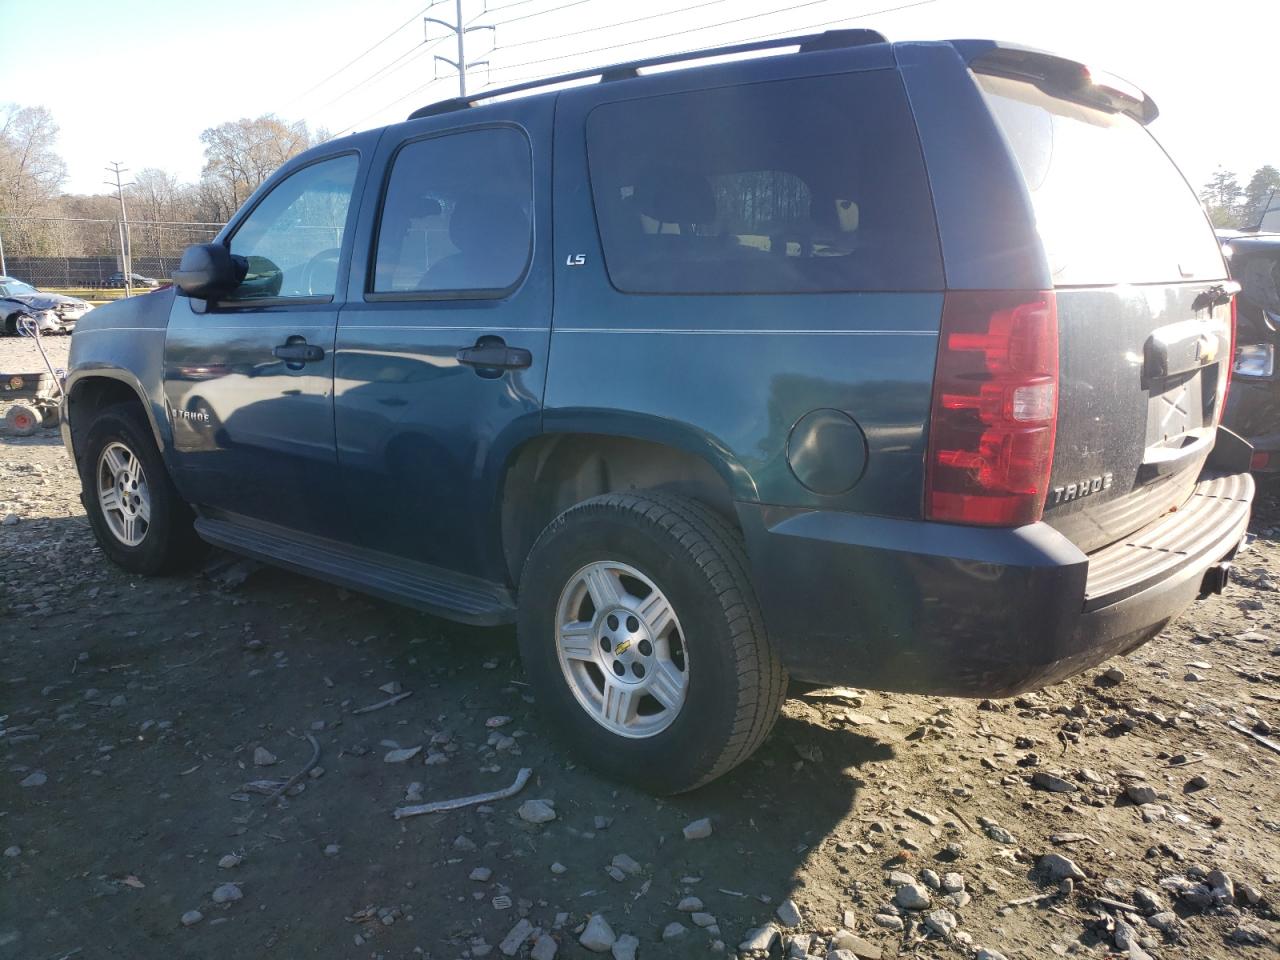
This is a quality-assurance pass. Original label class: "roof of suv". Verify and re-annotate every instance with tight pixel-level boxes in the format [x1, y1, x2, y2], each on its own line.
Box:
[404, 30, 1158, 126]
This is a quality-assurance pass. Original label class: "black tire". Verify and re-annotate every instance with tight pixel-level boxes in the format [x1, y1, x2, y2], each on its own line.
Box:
[78, 403, 205, 575]
[3, 313, 20, 336]
[517, 492, 786, 794]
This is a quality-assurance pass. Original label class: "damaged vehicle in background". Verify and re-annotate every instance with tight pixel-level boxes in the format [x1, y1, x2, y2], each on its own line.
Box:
[1, 276, 93, 335]
[1221, 229, 1280, 474]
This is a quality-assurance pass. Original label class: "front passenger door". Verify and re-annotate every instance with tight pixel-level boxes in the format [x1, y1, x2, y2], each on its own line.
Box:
[164, 149, 366, 537]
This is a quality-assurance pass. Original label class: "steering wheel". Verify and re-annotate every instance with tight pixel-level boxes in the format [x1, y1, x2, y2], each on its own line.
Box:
[301, 247, 342, 296]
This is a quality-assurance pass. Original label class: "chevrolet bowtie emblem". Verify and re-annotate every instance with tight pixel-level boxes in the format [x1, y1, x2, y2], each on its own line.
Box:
[615, 639, 632, 655]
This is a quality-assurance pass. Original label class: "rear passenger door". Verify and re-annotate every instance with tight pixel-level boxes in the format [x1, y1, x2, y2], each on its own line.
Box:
[335, 100, 553, 582]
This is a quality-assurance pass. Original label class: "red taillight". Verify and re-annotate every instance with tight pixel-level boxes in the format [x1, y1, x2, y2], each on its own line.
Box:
[925, 291, 1059, 526]
[1223, 293, 1237, 410]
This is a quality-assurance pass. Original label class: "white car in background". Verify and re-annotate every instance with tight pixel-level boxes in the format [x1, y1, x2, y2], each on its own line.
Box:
[0, 276, 93, 335]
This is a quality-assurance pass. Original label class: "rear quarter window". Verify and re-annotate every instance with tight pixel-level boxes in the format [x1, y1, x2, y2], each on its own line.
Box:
[976, 73, 1225, 286]
[585, 71, 943, 294]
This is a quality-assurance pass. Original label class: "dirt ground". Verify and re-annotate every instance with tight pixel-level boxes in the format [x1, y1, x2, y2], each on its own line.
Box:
[2, 334, 1278, 960]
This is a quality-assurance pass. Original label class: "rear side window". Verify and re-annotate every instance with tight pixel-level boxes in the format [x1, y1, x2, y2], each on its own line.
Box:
[976, 73, 1225, 286]
[373, 126, 532, 296]
[585, 72, 943, 294]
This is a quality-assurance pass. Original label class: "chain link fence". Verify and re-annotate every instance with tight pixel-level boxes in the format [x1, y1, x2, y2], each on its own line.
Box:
[0, 216, 224, 288]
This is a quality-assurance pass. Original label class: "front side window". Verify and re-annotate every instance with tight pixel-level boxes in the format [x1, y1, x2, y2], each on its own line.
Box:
[585, 72, 943, 294]
[224, 153, 359, 302]
[372, 127, 533, 295]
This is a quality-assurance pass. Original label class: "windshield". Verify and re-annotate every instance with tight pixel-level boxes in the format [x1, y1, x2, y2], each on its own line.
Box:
[0, 280, 38, 297]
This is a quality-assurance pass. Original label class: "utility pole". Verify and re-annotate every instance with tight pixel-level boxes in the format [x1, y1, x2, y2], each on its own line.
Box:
[425, 0, 493, 98]
[0, 226, 6, 277]
[105, 161, 134, 297]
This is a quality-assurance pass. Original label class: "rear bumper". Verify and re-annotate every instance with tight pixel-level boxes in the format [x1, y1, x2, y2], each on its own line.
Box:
[738, 469, 1253, 697]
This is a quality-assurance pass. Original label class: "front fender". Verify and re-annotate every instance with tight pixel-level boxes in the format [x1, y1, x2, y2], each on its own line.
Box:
[62, 365, 171, 465]
[62, 289, 176, 466]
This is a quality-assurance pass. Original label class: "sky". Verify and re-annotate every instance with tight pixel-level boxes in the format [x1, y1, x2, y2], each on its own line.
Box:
[2, 0, 1275, 202]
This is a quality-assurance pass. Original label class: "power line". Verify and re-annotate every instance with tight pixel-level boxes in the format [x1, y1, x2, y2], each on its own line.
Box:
[492, 0, 733, 53]
[317, 36, 446, 112]
[480, 0, 840, 77]
[486, 0, 592, 27]
[484, 0, 938, 89]
[286, 0, 447, 107]
[333, 77, 449, 137]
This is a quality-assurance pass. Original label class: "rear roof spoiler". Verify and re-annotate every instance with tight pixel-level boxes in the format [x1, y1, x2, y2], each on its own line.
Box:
[948, 39, 1159, 124]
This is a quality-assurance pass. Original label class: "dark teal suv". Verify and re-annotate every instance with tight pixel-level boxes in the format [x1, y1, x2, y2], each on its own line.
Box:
[61, 31, 1253, 792]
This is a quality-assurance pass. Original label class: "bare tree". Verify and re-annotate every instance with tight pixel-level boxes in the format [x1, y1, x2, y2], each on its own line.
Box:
[0, 104, 68, 256]
[0, 104, 67, 217]
[198, 115, 313, 218]
[128, 167, 183, 223]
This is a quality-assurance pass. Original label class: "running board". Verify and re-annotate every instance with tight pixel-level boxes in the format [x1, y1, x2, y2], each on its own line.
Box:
[194, 516, 516, 625]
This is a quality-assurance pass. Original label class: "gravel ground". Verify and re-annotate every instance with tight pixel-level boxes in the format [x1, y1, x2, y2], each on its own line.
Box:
[2, 331, 1278, 959]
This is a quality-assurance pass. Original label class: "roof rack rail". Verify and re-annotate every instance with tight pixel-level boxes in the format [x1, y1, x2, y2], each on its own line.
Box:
[407, 29, 887, 120]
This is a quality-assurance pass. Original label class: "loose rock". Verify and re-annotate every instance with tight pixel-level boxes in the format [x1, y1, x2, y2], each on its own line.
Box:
[384, 746, 422, 763]
[1126, 783, 1158, 805]
[518, 799, 557, 824]
[1039, 853, 1085, 882]
[924, 909, 956, 938]
[739, 924, 780, 952]
[610, 853, 641, 876]
[530, 933, 558, 960]
[895, 882, 931, 910]
[611, 933, 639, 960]
[252, 747, 277, 766]
[211, 882, 242, 904]
[499, 918, 534, 956]
[180, 910, 203, 927]
[579, 914, 616, 953]
[662, 921, 687, 941]
[683, 817, 713, 840]
[776, 898, 802, 926]
[1032, 771, 1077, 793]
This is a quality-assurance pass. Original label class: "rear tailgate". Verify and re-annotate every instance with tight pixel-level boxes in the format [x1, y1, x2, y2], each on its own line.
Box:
[974, 66, 1232, 553]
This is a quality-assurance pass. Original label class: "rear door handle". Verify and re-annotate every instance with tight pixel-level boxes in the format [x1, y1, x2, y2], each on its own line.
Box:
[456, 336, 532, 371]
[273, 339, 325, 363]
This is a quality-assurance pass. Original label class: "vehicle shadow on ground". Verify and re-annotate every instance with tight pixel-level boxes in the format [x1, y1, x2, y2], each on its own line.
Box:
[6, 523, 897, 956]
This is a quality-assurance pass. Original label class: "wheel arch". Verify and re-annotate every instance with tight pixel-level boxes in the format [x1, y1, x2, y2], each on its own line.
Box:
[64, 370, 169, 466]
[499, 429, 751, 586]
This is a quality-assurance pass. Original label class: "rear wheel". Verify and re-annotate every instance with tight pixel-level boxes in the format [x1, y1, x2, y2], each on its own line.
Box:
[79, 404, 204, 574]
[517, 492, 786, 794]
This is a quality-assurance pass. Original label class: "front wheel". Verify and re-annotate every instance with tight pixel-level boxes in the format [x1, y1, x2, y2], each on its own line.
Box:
[517, 493, 786, 794]
[79, 404, 204, 575]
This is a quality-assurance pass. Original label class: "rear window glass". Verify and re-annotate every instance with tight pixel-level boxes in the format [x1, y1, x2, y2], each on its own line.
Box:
[976, 73, 1224, 286]
[585, 72, 943, 294]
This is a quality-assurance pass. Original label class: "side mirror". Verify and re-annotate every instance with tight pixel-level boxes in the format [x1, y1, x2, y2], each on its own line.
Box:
[172, 243, 246, 299]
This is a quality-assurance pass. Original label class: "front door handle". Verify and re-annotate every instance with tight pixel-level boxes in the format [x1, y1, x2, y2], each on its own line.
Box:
[456, 336, 532, 371]
[273, 339, 325, 364]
